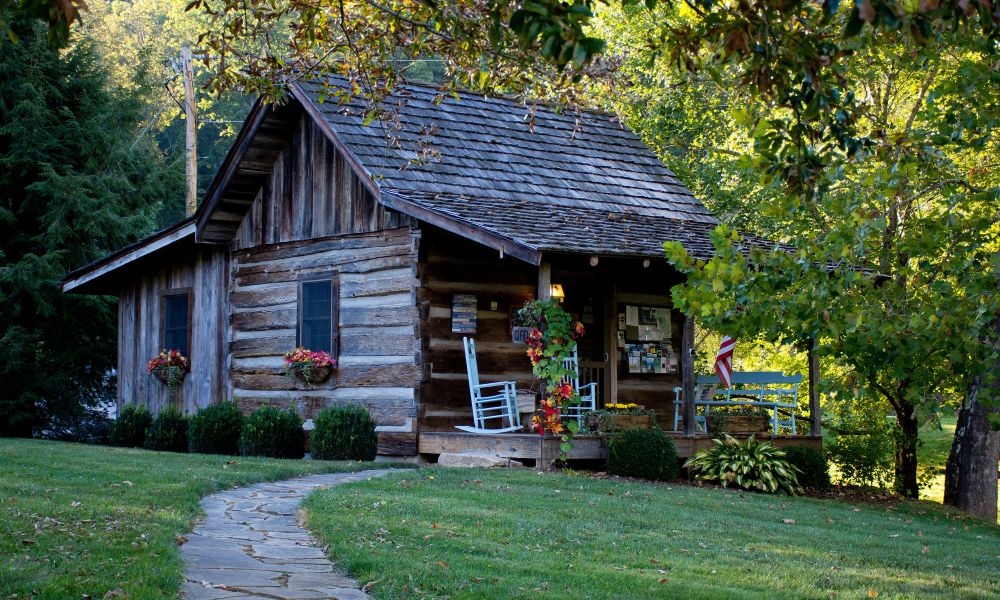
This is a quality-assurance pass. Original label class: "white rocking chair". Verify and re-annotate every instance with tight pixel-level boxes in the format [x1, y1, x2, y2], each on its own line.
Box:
[456, 337, 522, 434]
[562, 345, 597, 425]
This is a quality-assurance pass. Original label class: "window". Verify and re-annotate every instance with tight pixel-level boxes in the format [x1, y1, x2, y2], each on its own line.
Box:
[163, 292, 190, 355]
[299, 279, 337, 354]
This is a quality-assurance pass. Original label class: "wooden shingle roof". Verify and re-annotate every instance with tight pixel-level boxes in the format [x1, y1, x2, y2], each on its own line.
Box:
[294, 79, 718, 230]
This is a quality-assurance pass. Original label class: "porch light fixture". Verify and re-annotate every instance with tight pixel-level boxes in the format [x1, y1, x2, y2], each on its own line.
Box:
[549, 284, 565, 300]
[589, 255, 599, 266]
[642, 259, 651, 268]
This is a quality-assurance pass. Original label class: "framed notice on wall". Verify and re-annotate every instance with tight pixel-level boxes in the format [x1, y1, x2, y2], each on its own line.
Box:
[620, 304, 676, 374]
[451, 294, 478, 334]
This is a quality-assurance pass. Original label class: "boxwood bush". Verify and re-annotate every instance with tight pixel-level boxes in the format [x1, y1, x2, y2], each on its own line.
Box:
[310, 405, 378, 461]
[108, 405, 152, 448]
[783, 445, 831, 490]
[608, 428, 679, 481]
[238, 406, 305, 459]
[189, 402, 244, 455]
[144, 408, 190, 453]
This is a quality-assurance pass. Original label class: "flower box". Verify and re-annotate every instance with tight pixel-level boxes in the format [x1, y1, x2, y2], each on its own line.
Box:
[152, 366, 187, 386]
[587, 412, 654, 433]
[290, 364, 333, 385]
[709, 414, 770, 434]
[147, 350, 190, 398]
[283, 347, 336, 386]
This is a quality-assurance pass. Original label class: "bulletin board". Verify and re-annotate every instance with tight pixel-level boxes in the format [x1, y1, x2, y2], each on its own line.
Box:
[618, 304, 677, 374]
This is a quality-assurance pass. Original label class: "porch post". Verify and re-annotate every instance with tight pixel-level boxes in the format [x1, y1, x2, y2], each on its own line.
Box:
[538, 261, 551, 300]
[681, 314, 696, 435]
[808, 337, 822, 436]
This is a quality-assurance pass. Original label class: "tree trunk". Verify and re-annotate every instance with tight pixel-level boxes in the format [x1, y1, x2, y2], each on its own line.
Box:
[944, 327, 1000, 521]
[894, 402, 920, 499]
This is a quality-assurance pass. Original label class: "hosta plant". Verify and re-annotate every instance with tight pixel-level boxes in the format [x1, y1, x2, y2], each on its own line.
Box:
[685, 434, 802, 495]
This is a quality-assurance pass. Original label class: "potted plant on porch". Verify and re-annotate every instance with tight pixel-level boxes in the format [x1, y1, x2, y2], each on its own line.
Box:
[282, 347, 336, 385]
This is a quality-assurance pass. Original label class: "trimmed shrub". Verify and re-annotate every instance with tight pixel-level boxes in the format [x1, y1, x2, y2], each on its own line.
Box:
[144, 408, 190, 453]
[827, 427, 895, 490]
[608, 428, 679, 481]
[189, 402, 244, 455]
[238, 406, 305, 459]
[783, 445, 831, 490]
[310, 405, 378, 461]
[685, 435, 801, 495]
[109, 405, 152, 448]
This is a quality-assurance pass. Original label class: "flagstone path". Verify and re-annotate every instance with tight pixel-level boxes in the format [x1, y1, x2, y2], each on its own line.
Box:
[181, 469, 396, 600]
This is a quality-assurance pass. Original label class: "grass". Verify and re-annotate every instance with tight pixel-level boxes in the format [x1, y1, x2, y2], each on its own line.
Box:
[305, 468, 1000, 600]
[915, 416, 1000, 506]
[0, 438, 389, 599]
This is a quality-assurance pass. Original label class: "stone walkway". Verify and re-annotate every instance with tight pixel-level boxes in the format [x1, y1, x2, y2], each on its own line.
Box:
[181, 469, 396, 600]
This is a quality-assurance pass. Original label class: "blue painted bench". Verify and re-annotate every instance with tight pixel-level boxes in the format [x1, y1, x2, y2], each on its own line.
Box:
[673, 371, 803, 435]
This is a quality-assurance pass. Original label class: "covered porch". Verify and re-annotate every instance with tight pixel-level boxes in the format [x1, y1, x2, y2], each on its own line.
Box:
[415, 226, 823, 461]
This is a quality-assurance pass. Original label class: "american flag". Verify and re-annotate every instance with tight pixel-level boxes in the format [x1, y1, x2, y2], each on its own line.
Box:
[715, 335, 735, 388]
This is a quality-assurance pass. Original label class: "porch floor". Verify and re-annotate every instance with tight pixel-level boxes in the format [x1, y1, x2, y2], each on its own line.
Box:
[418, 431, 822, 462]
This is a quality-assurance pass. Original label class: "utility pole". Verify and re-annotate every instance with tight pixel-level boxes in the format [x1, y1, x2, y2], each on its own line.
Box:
[181, 45, 197, 216]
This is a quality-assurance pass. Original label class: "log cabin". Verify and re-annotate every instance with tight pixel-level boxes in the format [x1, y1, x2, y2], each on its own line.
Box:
[62, 78, 821, 460]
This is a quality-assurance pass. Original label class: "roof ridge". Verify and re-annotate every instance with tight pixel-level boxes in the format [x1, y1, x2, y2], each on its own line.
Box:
[297, 75, 619, 120]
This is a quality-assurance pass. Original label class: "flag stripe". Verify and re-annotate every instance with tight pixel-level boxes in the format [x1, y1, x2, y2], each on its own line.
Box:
[715, 335, 734, 388]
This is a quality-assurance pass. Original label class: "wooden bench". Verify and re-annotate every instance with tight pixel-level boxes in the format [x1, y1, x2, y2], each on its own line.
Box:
[673, 371, 803, 435]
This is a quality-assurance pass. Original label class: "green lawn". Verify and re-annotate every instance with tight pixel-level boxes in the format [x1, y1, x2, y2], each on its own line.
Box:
[916, 417, 1000, 507]
[0, 438, 385, 599]
[305, 468, 1000, 600]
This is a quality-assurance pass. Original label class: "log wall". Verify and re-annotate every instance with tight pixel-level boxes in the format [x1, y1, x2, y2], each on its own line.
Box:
[231, 114, 413, 250]
[117, 246, 229, 414]
[417, 229, 539, 431]
[228, 227, 421, 448]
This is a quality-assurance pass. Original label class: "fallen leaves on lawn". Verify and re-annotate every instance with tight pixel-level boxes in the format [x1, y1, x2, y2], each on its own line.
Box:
[783, 519, 796, 524]
[435, 561, 449, 568]
[361, 578, 383, 592]
[868, 590, 878, 598]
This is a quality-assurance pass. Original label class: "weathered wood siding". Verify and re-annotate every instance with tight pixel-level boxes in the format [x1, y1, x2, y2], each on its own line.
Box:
[417, 229, 538, 431]
[231, 114, 412, 250]
[117, 247, 229, 414]
[228, 228, 421, 438]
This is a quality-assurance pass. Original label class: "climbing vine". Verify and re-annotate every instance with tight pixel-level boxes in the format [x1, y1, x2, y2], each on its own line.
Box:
[518, 299, 586, 462]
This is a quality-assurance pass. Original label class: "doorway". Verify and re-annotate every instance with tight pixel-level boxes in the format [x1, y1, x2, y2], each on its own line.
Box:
[561, 279, 613, 407]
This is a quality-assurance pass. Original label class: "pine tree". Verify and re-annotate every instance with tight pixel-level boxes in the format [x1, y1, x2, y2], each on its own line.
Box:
[0, 14, 182, 436]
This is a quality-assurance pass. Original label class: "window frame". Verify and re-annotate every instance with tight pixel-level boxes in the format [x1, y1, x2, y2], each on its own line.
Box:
[159, 288, 193, 357]
[296, 275, 339, 357]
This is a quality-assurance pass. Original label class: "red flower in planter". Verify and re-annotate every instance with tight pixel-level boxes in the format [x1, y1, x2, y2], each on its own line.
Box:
[147, 349, 190, 373]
